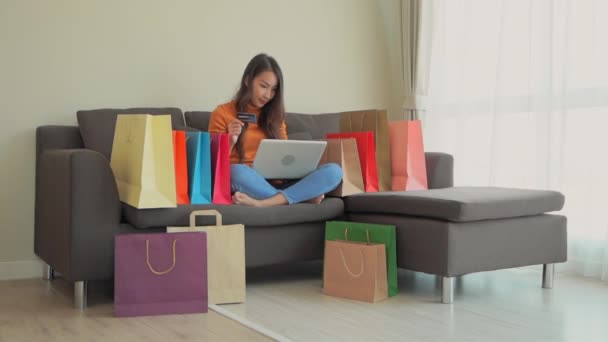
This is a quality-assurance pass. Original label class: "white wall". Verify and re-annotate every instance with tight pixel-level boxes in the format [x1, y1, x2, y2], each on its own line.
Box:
[0, 0, 401, 278]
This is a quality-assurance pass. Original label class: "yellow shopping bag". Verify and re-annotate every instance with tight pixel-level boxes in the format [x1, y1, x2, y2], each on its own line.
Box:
[167, 210, 246, 305]
[110, 114, 176, 208]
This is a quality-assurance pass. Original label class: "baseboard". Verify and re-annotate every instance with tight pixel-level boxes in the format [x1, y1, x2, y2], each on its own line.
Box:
[0, 259, 44, 280]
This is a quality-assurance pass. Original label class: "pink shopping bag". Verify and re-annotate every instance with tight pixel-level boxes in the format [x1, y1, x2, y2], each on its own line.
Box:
[388, 120, 428, 190]
[210, 133, 232, 204]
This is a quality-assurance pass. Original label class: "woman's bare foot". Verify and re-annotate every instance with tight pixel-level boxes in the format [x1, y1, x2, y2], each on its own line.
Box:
[232, 191, 288, 207]
[306, 194, 325, 204]
[232, 192, 260, 206]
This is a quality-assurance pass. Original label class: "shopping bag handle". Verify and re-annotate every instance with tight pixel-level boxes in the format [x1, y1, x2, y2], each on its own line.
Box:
[146, 239, 177, 275]
[346, 111, 367, 132]
[344, 228, 370, 243]
[189, 210, 223, 227]
[338, 247, 364, 278]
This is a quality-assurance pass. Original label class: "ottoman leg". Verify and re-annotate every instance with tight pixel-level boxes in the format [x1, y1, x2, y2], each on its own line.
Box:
[542, 264, 555, 289]
[442, 277, 454, 304]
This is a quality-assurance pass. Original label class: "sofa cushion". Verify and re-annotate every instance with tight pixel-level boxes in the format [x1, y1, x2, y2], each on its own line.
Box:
[122, 197, 345, 229]
[344, 187, 565, 222]
[285, 112, 340, 139]
[184, 111, 211, 131]
[77, 108, 185, 159]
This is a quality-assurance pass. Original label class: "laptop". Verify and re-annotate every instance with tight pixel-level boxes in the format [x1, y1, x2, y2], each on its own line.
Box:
[253, 139, 328, 179]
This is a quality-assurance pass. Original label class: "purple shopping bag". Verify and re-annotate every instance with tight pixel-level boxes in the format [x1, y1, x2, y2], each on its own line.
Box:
[114, 232, 208, 317]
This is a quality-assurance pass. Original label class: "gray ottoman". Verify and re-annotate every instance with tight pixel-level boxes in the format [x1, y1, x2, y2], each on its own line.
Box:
[344, 187, 567, 303]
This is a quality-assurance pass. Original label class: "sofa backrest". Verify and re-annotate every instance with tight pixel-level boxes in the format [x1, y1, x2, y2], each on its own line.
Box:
[184, 111, 341, 140]
[285, 112, 340, 139]
[77, 107, 185, 159]
[184, 111, 211, 132]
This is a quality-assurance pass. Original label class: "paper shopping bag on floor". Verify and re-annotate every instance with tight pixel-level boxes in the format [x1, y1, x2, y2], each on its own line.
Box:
[167, 210, 245, 304]
[173, 131, 190, 204]
[318, 138, 365, 197]
[210, 133, 232, 204]
[110, 114, 176, 208]
[186, 131, 212, 204]
[339, 110, 391, 192]
[388, 120, 428, 191]
[325, 221, 397, 296]
[327, 132, 379, 192]
[323, 239, 388, 303]
[114, 232, 208, 317]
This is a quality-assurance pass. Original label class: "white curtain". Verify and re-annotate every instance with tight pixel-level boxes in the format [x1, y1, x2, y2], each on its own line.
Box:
[400, 0, 434, 120]
[425, 0, 608, 281]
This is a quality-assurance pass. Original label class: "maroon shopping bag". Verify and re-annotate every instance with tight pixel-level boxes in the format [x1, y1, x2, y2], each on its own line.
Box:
[114, 232, 208, 317]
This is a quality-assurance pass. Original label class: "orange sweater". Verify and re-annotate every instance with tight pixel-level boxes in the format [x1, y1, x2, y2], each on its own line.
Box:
[208, 100, 288, 165]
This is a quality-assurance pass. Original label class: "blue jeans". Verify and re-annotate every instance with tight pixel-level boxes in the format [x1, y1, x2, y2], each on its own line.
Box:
[230, 163, 343, 204]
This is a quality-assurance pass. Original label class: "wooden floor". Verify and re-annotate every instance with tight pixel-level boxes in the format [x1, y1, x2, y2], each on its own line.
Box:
[0, 277, 270, 341]
[229, 263, 608, 342]
[2, 264, 608, 342]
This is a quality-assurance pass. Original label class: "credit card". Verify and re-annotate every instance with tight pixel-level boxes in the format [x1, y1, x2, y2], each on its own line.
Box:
[237, 112, 257, 124]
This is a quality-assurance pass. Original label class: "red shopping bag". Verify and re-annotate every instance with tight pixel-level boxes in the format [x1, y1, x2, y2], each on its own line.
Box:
[173, 131, 190, 204]
[388, 120, 428, 191]
[340, 110, 391, 191]
[210, 133, 232, 204]
[327, 132, 379, 192]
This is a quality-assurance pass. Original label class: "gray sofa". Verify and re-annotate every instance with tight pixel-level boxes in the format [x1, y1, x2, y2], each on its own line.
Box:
[35, 107, 566, 309]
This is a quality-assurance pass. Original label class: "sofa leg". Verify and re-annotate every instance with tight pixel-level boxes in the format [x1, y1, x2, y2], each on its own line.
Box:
[43, 264, 54, 280]
[74, 281, 87, 310]
[441, 276, 453, 304]
[542, 263, 555, 289]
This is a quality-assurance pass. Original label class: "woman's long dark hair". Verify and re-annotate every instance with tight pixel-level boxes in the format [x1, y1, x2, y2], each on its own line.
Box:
[234, 53, 285, 163]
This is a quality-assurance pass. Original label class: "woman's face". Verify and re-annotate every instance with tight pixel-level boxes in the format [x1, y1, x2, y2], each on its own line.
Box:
[249, 70, 278, 109]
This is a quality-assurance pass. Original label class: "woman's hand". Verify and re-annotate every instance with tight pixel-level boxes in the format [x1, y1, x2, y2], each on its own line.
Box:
[228, 119, 244, 146]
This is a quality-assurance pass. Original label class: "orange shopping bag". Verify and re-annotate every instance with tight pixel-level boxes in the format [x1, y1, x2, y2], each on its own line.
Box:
[388, 120, 428, 191]
[173, 131, 190, 204]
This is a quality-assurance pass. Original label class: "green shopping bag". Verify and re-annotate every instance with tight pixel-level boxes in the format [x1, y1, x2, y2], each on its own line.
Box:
[325, 221, 397, 297]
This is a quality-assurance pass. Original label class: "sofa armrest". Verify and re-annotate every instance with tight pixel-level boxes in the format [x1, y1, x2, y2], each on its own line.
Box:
[36, 125, 84, 158]
[425, 152, 454, 189]
[34, 148, 122, 281]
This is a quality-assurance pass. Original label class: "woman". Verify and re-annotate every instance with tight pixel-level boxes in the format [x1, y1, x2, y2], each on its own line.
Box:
[208, 53, 342, 207]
